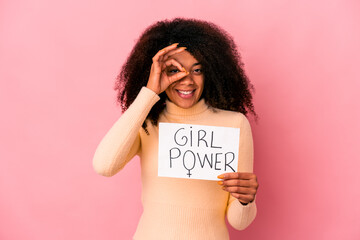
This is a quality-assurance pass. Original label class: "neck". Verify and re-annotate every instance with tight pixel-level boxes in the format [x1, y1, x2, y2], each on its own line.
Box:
[164, 99, 209, 117]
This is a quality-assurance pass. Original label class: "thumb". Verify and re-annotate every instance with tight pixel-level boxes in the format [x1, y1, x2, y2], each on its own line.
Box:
[168, 71, 189, 85]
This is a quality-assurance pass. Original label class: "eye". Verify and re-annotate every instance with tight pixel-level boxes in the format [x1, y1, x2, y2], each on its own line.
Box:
[192, 68, 202, 75]
[167, 68, 180, 75]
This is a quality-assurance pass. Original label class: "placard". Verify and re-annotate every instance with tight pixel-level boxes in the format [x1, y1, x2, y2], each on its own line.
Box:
[158, 123, 240, 181]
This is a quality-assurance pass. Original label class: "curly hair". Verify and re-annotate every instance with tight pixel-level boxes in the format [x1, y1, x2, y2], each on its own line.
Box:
[114, 18, 256, 131]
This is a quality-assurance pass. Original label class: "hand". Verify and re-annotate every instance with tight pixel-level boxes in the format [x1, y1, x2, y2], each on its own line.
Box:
[146, 43, 189, 94]
[218, 172, 259, 205]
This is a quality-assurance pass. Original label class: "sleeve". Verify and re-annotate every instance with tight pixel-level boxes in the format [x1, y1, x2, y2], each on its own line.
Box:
[92, 87, 160, 177]
[226, 115, 257, 230]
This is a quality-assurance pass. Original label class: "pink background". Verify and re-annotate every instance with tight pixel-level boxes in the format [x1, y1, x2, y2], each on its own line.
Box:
[1, 0, 359, 239]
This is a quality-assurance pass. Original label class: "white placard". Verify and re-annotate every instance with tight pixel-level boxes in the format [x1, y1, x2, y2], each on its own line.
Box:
[158, 123, 240, 181]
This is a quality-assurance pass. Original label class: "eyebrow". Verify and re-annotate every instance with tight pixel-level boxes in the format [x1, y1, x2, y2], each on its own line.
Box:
[193, 63, 201, 66]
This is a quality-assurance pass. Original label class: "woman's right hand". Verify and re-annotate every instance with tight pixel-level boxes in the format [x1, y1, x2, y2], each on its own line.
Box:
[146, 43, 189, 94]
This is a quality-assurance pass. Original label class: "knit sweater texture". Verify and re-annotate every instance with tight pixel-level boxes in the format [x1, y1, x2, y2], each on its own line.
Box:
[93, 87, 257, 240]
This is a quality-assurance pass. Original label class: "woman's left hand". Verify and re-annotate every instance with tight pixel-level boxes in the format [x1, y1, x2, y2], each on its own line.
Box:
[218, 172, 259, 205]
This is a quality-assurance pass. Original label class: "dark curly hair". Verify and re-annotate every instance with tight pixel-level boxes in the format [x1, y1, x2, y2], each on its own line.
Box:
[114, 18, 256, 131]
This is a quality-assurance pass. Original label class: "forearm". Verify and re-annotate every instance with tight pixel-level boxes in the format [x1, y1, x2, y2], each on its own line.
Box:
[226, 114, 256, 229]
[92, 87, 160, 176]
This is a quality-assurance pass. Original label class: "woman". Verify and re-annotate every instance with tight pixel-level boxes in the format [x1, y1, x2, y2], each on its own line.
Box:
[93, 18, 258, 240]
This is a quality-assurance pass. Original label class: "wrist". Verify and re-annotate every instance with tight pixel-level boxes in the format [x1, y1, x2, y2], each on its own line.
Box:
[145, 85, 159, 95]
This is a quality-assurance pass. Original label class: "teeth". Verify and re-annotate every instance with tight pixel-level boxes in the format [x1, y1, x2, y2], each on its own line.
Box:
[178, 90, 193, 95]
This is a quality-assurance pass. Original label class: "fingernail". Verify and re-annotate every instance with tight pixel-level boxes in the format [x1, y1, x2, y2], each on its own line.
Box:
[217, 181, 223, 185]
[217, 174, 224, 179]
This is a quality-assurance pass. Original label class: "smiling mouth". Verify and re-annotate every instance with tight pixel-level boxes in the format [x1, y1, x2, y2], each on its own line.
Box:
[177, 90, 195, 95]
[176, 89, 195, 98]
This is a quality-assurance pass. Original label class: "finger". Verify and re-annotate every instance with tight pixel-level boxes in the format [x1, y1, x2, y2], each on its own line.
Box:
[223, 186, 257, 195]
[230, 193, 254, 203]
[167, 71, 189, 84]
[152, 43, 179, 62]
[221, 179, 251, 187]
[218, 172, 255, 180]
[223, 179, 258, 189]
[162, 47, 187, 62]
[152, 52, 182, 75]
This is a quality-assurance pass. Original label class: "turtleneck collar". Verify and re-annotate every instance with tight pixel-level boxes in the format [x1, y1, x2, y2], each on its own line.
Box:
[164, 98, 209, 117]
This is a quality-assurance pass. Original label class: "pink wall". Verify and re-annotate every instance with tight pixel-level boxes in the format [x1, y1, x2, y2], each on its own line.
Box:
[1, 0, 359, 239]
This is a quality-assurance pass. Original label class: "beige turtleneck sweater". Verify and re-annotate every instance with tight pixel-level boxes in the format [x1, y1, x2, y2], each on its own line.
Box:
[93, 87, 257, 240]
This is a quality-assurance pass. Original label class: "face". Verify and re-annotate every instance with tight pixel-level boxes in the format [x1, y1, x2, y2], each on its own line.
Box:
[165, 50, 204, 109]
